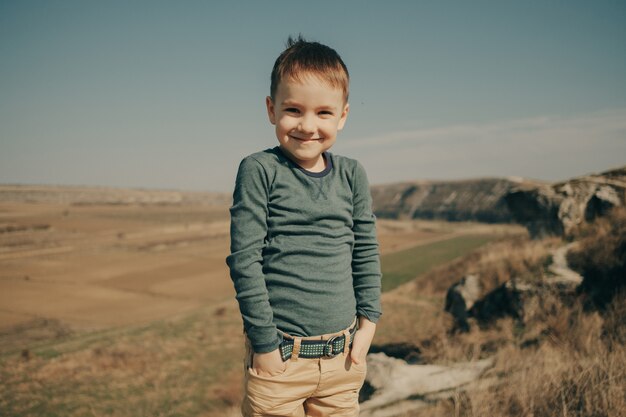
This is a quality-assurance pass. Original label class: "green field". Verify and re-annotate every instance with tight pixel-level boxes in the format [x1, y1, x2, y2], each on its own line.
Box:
[380, 234, 497, 292]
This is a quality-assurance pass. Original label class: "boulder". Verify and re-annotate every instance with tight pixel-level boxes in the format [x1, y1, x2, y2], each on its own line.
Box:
[445, 243, 583, 328]
[471, 278, 539, 324]
[360, 353, 494, 417]
[444, 274, 481, 332]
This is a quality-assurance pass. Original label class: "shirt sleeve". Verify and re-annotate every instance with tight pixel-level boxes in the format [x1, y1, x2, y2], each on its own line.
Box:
[225, 156, 282, 353]
[351, 160, 383, 323]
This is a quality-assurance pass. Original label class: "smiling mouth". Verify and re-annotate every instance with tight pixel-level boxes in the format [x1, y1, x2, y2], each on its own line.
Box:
[290, 135, 322, 142]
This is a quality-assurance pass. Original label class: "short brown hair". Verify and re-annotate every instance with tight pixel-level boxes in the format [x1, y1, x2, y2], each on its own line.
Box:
[270, 34, 349, 103]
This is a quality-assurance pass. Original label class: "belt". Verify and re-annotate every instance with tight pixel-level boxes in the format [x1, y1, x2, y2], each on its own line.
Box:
[278, 321, 358, 361]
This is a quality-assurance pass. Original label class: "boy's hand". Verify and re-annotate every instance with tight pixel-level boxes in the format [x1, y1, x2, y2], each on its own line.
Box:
[350, 316, 376, 365]
[252, 347, 286, 377]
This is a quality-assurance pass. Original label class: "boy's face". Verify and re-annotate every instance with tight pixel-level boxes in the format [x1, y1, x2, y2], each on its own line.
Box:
[266, 75, 349, 170]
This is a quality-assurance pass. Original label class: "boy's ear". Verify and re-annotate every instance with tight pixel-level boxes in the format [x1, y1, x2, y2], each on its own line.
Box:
[265, 96, 276, 125]
[337, 102, 350, 131]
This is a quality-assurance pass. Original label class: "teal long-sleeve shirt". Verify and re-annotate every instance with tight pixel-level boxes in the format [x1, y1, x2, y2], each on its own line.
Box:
[225, 146, 382, 353]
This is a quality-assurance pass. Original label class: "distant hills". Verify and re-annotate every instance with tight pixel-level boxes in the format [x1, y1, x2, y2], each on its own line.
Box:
[3, 164, 624, 239]
[0, 184, 231, 206]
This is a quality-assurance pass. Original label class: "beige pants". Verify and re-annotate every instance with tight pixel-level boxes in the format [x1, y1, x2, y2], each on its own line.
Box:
[241, 317, 367, 416]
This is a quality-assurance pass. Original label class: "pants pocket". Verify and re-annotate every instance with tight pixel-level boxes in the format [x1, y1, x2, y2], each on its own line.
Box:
[244, 335, 290, 378]
[243, 355, 301, 415]
[346, 350, 368, 391]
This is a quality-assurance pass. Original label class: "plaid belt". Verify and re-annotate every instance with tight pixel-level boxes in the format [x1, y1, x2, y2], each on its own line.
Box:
[278, 321, 358, 361]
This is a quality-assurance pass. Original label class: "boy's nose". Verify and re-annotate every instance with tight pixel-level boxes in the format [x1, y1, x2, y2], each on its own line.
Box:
[298, 115, 316, 133]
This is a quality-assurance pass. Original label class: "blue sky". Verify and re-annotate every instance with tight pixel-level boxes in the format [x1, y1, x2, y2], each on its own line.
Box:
[1, 1, 625, 192]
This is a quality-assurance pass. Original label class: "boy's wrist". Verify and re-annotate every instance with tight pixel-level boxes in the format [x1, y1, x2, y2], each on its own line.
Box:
[357, 315, 376, 331]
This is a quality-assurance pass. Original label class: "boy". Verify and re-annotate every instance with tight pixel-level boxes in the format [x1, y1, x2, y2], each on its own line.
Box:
[226, 35, 382, 417]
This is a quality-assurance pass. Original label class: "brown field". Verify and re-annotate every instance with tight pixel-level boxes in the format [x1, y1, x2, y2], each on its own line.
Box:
[0, 198, 521, 336]
[0, 202, 233, 332]
[4, 188, 622, 417]
[0, 189, 534, 416]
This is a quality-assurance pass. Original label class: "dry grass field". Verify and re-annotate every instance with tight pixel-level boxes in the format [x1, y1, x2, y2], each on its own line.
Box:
[379, 208, 626, 417]
[0, 191, 517, 336]
[0, 185, 543, 416]
[0, 201, 232, 333]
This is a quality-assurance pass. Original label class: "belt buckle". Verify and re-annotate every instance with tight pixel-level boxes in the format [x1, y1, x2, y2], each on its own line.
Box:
[323, 335, 339, 357]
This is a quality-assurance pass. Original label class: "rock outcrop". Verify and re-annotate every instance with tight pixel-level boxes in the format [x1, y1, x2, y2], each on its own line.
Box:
[445, 274, 482, 332]
[360, 353, 494, 417]
[504, 166, 626, 238]
[446, 242, 583, 330]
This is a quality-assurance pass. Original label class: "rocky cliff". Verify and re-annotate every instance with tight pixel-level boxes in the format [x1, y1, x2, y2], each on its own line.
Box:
[371, 165, 626, 238]
[370, 177, 547, 223]
[504, 166, 626, 238]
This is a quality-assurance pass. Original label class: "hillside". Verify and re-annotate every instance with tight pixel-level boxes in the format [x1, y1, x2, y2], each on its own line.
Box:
[370, 176, 546, 223]
[370, 166, 626, 239]
[0, 184, 231, 206]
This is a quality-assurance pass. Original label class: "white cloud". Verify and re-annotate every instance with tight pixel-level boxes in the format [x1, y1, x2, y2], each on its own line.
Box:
[334, 108, 626, 185]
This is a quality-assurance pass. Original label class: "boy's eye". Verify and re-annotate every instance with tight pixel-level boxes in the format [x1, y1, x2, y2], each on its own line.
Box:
[285, 108, 300, 113]
[319, 110, 333, 116]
